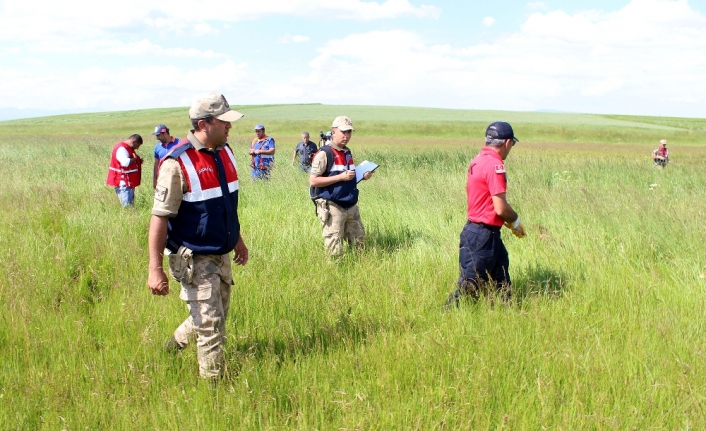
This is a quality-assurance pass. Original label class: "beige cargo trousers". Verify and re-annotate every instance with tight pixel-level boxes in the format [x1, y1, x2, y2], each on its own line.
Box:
[316, 199, 365, 255]
[171, 253, 233, 379]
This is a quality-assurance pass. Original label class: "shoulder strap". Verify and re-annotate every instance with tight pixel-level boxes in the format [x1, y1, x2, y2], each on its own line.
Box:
[309, 145, 336, 204]
[321, 145, 335, 176]
[159, 139, 193, 168]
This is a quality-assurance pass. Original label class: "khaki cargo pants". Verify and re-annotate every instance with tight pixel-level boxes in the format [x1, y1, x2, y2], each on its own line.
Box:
[316, 199, 365, 256]
[171, 253, 233, 379]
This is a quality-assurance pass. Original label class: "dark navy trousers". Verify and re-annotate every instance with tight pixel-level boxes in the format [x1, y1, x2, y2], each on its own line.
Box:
[456, 221, 511, 297]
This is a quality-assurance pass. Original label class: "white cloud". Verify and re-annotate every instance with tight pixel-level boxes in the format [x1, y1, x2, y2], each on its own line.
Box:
[0, 0, 440, 42]
[482, 16, 495, 27]
[0, 61, 250, 110]
[278, 35, 311, 44]
[1, 0, 705, 117]
[285, 0, 706, 115]
[0, 0, 439, 65]
[582, 77, 624, 97]
[526, 2, 549, 11]
[669, 95, 698, 104]
[21, 38, 222, 58]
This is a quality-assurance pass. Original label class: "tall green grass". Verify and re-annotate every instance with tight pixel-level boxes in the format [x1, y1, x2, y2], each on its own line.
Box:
[0, 107, 705, 429]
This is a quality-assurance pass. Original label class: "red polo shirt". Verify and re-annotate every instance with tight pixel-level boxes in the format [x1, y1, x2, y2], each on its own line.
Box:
[466, 146, 507, 227]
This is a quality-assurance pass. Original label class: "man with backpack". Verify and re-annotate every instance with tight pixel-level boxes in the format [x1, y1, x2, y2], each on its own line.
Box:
[309, 116, 373, 256]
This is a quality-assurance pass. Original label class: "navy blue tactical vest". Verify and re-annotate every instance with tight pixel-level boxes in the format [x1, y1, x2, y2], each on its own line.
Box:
[164, 140, 240, 255]
[313, 145, 359, 209]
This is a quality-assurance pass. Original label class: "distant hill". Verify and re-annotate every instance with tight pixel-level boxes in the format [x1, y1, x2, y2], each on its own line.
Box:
[1, 104, 702, 144]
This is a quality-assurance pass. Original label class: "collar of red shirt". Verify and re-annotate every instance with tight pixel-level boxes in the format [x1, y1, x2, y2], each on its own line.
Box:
[480, 146, 503, 161]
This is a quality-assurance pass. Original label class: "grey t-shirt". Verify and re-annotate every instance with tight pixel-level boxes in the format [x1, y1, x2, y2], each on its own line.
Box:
[295, 140, 318, 165]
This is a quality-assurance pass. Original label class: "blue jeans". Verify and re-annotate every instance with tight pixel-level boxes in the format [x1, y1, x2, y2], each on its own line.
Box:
[251, 168, 271, 180]
[115, 185, 135, 207]
[298, 164, 312, 173]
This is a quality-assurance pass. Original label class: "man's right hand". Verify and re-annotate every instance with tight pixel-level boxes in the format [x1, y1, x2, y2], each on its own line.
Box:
[340, 171, 355, 181]
[148, 268, 170, 296]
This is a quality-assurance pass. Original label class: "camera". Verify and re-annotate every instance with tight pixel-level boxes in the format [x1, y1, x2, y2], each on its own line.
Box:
[319, 130, 331, 146]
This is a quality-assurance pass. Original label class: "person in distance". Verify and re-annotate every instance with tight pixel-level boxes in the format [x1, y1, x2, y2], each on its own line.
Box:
[652, 139, 669, 168]
[292, 131, 318, 173]
[151, 124, 181, 189]
[106, 134, 143, 207]
[249, 123, 276, 180]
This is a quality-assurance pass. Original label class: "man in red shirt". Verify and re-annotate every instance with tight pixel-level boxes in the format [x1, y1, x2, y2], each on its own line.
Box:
[444, 122, 526, 308]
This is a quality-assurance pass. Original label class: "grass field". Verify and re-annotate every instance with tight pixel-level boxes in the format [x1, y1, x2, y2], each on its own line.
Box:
[1, 105, 705, 430]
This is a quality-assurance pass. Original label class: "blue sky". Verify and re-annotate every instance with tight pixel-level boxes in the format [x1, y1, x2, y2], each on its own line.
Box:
[1, 0, 705, 119]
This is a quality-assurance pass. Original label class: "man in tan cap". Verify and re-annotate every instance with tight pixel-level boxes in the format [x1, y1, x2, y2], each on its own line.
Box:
[309, 116, 374, 256]
[147, 92, 249, 379]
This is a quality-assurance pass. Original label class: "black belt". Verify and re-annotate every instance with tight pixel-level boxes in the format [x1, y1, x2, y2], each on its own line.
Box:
[468, 221, 501, 232]
[166, 239, 179, 254]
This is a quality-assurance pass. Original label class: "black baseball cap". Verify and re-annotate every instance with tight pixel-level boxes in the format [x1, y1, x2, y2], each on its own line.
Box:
[486, 121, 518, 142]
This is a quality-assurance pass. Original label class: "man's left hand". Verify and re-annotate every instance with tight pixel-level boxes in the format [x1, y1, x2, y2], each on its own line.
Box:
[363, 171, 374, 180]
[505, 217, 527, 238]
[233, 237, 249, 266]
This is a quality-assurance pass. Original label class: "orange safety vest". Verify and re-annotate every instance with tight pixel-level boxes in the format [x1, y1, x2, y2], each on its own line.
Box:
[106, 141, 142, 188]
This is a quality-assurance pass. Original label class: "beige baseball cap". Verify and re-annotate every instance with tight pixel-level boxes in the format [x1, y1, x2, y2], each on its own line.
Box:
[331, 115, 354, 131]
[189, 93, 244, 122]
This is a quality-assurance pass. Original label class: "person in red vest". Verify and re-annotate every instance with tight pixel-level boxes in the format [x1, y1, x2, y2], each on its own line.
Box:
[147, 93, 249, 380]
[652, 139, 669, 168]
[309, 116, 374, 256]
[106, 134, 144, 207]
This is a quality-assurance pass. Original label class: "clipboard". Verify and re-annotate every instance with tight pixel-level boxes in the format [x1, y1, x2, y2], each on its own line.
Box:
[355, 160, 379, 183]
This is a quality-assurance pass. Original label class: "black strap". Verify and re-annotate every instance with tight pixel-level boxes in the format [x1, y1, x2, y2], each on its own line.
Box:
[321, 145, 335, 176]
[309, 145, 337, 214]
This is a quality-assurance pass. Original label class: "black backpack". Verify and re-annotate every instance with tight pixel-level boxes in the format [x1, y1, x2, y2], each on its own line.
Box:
[309, 145, 334, 216]
[309, 145, 335, 211]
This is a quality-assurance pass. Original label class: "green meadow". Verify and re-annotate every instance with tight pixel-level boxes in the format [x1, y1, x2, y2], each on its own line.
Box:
[1, 104, 705, 430]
